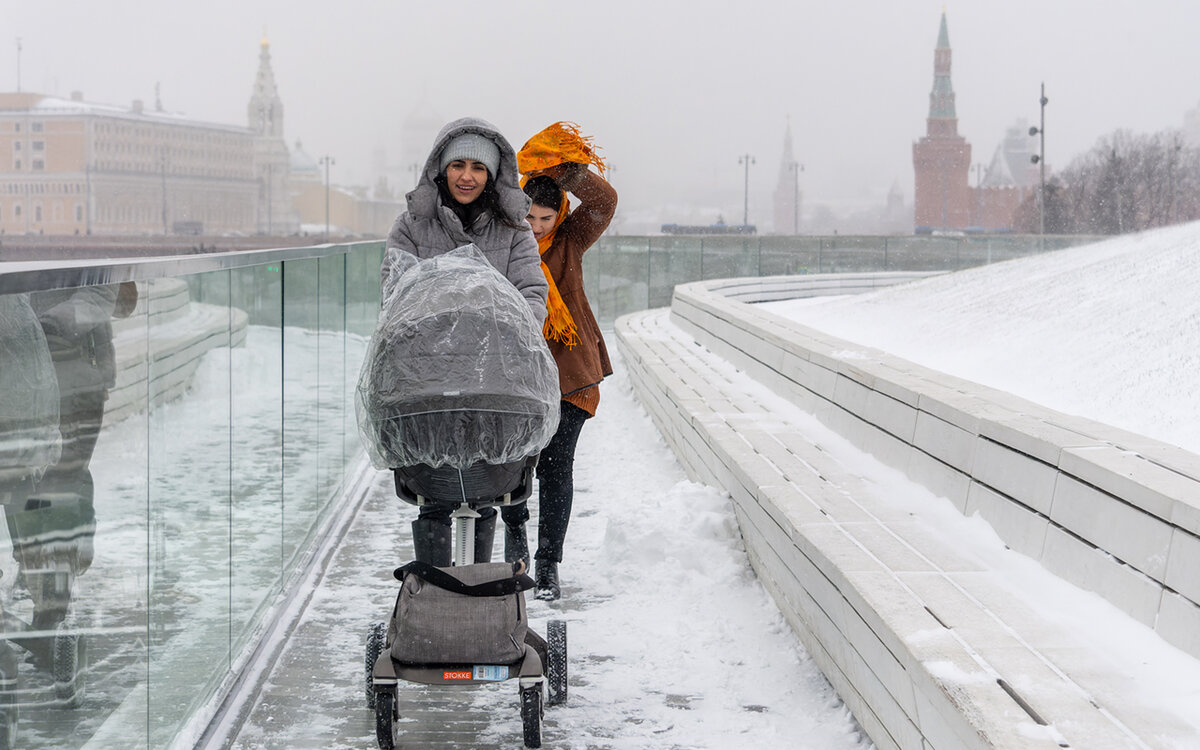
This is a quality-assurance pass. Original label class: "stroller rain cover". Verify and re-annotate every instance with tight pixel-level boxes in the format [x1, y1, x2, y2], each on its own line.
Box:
[356, 244, 560, 470]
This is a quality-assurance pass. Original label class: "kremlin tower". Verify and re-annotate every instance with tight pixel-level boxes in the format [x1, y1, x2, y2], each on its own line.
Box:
[912, 12, 972, 230]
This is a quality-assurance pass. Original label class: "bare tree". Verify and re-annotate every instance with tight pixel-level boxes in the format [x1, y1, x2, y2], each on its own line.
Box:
[1013, 127, 1200, 235]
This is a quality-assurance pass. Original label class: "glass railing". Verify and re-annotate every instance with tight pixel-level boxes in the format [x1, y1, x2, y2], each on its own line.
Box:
[0, 230, 1099, 748]
[0, 241, 384, 750]
[583, 232, 1101, 325]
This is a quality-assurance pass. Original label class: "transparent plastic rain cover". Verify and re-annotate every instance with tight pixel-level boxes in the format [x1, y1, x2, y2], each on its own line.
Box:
[0, 293, 62, 479]
[356, 245, 560, 470]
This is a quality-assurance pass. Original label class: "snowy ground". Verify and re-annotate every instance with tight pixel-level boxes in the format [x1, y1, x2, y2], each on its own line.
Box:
[766, 221, 1200, 456]
[227, 345, 875, 749]
[227, 222, 1200, 748]
[25, 221, 1200, 748]
[512, 358, 873, 749]
[755, 220, 1200, 740]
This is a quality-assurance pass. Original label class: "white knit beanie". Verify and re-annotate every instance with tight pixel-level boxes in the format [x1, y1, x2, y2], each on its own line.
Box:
[439, 133, 501, 176]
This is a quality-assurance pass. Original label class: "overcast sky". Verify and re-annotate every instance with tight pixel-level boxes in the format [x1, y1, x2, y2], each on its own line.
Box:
[6, 0, 1200, 230]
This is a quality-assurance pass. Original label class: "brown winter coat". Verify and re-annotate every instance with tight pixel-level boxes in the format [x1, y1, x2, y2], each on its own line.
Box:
[538, 165, 617, 411]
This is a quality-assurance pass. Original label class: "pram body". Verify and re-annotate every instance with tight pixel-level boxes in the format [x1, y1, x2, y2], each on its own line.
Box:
[356, 244, 560, 473]
[357, 246, 566, 748]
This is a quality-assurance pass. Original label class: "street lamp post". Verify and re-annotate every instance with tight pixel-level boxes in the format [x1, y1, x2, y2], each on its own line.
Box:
[974, 162, 983, 227]
[1029, 82, 1049, 236]
[738, 154, 755, 229]
[320, 155, 335, 241]
[603, 163, 618, 235]
[84, 161, 92, 235]
[1169, 134, 1182, 225]
[265, 162, 273, 236]
[160, 147, 169, 235]
[789, 160, 804, 234]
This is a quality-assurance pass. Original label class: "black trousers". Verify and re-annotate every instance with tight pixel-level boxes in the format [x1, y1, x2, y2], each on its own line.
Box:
[501, 401, 589, 563]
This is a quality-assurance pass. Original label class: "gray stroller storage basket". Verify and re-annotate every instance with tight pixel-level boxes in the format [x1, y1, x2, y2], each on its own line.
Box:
[393, 455, 537, 510]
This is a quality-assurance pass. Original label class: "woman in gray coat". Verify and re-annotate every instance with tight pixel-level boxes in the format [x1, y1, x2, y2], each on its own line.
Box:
[382, 117, 548, 566]
[383, 117, 547, 323]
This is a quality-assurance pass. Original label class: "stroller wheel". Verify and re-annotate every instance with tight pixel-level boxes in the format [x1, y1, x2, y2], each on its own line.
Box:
[374, 689, 397, 750]
[520, 682, 543, 748]
[364, 622, 387, 709]
[546, 620, 567, 706]
[52, 621, 87, 707]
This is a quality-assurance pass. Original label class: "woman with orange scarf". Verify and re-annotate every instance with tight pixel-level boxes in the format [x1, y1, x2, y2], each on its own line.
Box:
[501, 122, 617, 600]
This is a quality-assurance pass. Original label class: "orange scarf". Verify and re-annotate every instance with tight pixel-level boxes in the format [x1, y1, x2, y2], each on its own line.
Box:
[518, 122, 607, 350]
[517, 121, 607, 177]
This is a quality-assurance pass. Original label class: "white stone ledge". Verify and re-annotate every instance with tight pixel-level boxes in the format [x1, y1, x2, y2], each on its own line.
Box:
[616, 272, 1200, 750]
[667, 274, 1200, 654]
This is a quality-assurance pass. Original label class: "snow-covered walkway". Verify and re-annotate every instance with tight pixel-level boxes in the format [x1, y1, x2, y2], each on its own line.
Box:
[223, 345, 873, 750]
[222, 221, 1200, 749]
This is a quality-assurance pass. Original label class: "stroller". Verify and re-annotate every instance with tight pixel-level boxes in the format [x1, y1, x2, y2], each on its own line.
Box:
[356, 246, 567, 749]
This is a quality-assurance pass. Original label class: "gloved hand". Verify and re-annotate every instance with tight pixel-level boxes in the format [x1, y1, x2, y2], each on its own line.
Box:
[551, 162, 589, 192]
[531, 162, 588, 192]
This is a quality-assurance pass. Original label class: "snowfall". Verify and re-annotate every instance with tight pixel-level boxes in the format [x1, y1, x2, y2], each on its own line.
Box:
[214, 221, 1200, 748]
[38, 220, 1198, 749]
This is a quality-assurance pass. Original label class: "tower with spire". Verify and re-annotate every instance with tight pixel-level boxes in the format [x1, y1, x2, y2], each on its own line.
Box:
[247, 33, 298, 234]
[912, 11, 971, 230]
[772, 119, 802, 234]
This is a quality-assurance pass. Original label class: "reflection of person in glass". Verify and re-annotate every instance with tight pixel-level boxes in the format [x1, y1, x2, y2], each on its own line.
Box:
[0, 291, 62, 736]
[11, 283, 134, 640]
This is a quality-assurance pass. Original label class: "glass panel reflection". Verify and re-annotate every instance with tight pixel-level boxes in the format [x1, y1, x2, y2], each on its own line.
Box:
[0, 241, 384, 748]
[316, 254, 347, 513]
[649, 236, 698, 310]
[230, 263, 284, 660]
[588, 236, 650, 325]
[281, 258, 320, 573]
[147, 271, 234, 747]
[1, 281, 150, 748]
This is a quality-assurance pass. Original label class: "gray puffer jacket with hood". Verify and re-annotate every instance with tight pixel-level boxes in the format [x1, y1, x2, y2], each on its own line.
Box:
[382, 117, 547, 325]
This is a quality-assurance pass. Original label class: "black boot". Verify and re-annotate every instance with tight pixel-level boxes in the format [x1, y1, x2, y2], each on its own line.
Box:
[504, 523, 530, 572]
[473, 510, 497, 564]
[411, 517, 452, 567]
[534, 559, 560, 601]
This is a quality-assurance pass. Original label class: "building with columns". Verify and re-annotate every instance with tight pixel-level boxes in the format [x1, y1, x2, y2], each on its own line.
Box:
[0, 37, 298, 237]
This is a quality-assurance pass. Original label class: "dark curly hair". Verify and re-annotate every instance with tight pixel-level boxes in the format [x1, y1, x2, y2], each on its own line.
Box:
[523, 175, 564, 211]
[435, 172, 526, 231]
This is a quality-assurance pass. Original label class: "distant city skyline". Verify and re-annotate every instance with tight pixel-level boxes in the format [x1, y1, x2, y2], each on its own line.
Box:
[5, 0, 1200, 232]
